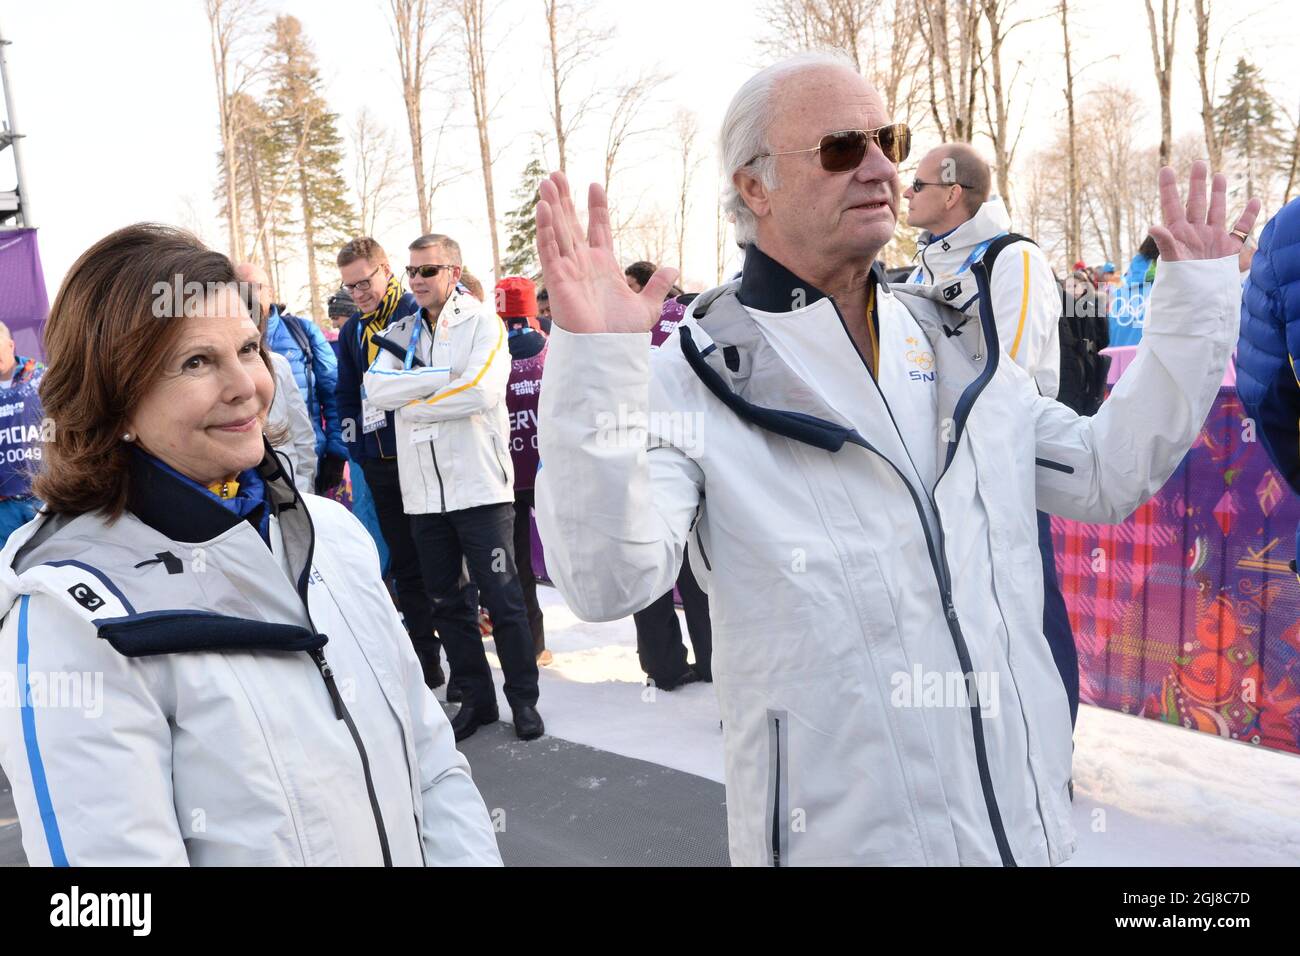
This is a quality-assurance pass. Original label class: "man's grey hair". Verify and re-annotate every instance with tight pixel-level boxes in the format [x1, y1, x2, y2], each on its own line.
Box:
[0, 321, 11, 341]
[720, 49, 860, 248]
[408, 233, 462, 265]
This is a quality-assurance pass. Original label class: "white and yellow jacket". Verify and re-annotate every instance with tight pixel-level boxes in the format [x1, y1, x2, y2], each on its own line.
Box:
[908, 198, 1062, 398]
[363, 290, 514, 514]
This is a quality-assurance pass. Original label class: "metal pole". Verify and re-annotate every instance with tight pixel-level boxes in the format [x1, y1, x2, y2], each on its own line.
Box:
[0, 16, 33, 228]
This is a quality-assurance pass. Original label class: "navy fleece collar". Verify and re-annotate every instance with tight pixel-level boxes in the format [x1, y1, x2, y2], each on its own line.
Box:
[128, 448, 271, 545]
[737, 244, 887, 314]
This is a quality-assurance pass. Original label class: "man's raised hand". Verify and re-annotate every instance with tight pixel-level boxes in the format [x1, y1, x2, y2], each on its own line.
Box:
[535, 172, 679, 334]
[1149, 160, 1262, 262]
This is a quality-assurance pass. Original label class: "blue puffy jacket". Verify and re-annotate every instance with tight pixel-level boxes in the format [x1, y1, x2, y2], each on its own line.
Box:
[265, 306, 347, 461]
[1237, 197, 1300, 571]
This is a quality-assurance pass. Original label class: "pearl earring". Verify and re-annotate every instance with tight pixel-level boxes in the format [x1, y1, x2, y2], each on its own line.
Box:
[122, 432, 133, 442]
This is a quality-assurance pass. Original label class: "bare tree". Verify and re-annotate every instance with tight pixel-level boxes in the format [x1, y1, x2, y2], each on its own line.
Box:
[1060, 0, 1081, 265]
[1281, 95, 1300, 203]
[756, 0, 879, 70]
[872, 0, 927, 125]
[206, 0, 266, 262]
[1144, 0, 1180, 168]
[1081, 83, 1145, 266]
[603, 69, 667, 194]
[389, 0, 441, 233]
[1191, 0, 1222, 168]
[918, 0, 983, 142]
[671, 108, 703, 279]
[543, 0, 612, 174]
[453, 0, 502, 275]
[978, 0, 1052, 213]
[351, 109, 403, 237]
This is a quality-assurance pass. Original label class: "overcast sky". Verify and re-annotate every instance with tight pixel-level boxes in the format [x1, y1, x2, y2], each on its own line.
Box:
[2, 0, 1297, 313]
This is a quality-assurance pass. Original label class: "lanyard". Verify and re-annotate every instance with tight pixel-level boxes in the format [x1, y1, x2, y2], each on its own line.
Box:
[912, 231, 1007, 283]
[404, 313, 425, 370]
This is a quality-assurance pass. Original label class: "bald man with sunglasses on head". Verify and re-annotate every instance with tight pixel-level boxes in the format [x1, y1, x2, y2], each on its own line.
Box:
[532, 50, 1257, 866]
[903, 144, 1081, 731]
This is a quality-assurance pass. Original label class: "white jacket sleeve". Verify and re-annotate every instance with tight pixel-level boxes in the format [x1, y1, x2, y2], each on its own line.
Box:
[534, 326, 705, 622]
[401, 313, 510, 425]
[270, 352, 317, 495]
[362, 320, 451, 411]
[335, 506, 501, 866]
[1031, 255, 1239, 524]
[0, 593, 189, 866]
[987, 241, 1061, 398]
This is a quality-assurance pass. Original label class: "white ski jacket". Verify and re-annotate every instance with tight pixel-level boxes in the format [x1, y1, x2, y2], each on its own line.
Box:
[0, 446, 502, 866]
[268, 350, 318, 495]
[362, 291, 514, 514]
[536, 244, 1241, 866]
[909, 198, 1062, 398]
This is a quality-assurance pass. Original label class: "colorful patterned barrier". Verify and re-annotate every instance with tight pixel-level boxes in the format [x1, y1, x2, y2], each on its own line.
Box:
[1052, 387, 1300, 755]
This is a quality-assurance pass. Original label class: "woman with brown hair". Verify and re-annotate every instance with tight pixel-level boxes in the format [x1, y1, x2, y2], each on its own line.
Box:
[0, 223, 501, 866]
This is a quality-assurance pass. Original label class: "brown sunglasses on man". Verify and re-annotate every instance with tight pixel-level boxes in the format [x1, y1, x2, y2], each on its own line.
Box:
[749, 123, 912, 172]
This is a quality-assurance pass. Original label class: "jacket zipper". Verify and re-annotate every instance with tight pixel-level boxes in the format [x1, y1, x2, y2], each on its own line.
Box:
[771, 714, 782, 868]
[429, 439, 447, 512]
[829, 288, 1018, 867]
[290, 491, 395, 866]
[309, 647, 393, 866]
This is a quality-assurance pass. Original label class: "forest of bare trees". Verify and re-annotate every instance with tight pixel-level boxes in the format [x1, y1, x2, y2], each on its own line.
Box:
[205, 0, 1300, 316]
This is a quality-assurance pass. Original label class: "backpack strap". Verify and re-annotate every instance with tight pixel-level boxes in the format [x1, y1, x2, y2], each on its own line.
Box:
[979, 232, 1035, 277]
[281, 312, 317, 398]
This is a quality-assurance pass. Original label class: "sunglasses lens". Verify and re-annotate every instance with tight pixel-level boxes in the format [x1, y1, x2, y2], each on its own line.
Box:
[819, 131, 868, 172]
[890, 124, 911, 164]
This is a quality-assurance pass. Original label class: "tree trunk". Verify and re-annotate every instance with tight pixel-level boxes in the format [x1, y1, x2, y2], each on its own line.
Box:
[1144, 0, 1180, 167]
[1192, 0, 1221, 168]
[392, 0, 433, 234]
[546, 0, 565, 174]
[462, 0, 500, 275]
[404, 83, 429, 234]
[298, 166, 322, 324]
[240, 127, 275, 269]
[1061, 0, 1081, 266]
[983, 2, 1010, 205]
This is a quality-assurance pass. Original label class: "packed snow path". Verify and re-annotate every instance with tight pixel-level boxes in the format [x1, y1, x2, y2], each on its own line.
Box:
[2, 583, 1297, 867]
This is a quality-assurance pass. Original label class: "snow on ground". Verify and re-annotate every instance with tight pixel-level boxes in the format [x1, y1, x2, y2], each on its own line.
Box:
[464, 584, 1300, 866]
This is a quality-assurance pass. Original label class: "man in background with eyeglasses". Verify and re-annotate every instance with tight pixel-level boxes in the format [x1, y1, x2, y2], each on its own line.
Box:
[902, 144, 1080, 731]
[364, 234, 543, 743]
[532, 50, 1256, 865]
[335, 237, 446, 692]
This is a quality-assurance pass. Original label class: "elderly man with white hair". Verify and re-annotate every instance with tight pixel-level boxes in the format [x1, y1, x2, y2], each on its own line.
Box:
[533, 51, 1259, 866]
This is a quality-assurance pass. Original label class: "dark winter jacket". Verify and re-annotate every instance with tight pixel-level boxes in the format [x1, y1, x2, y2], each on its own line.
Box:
[265, 307, 347, 461]
[337, 292, 421, 462]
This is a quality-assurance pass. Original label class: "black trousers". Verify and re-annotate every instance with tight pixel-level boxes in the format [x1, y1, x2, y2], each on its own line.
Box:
[410, 502, 539, 711]
[1038, 510, 1079, 727]
[633, 548, 712, 685]
[513, 489, 545, 654]
[360, 457, 440, 674]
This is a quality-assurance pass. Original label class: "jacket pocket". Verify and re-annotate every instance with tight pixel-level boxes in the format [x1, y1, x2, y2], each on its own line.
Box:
[490, 433, 509, 485]
[766, 708, 789, 868]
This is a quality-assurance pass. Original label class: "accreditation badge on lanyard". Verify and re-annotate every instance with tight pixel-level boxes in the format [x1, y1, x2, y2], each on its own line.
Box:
[359, 321, 389, 434]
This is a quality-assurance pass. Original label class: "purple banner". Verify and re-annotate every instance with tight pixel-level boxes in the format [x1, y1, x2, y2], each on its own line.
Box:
[0, 229, 48, 361]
